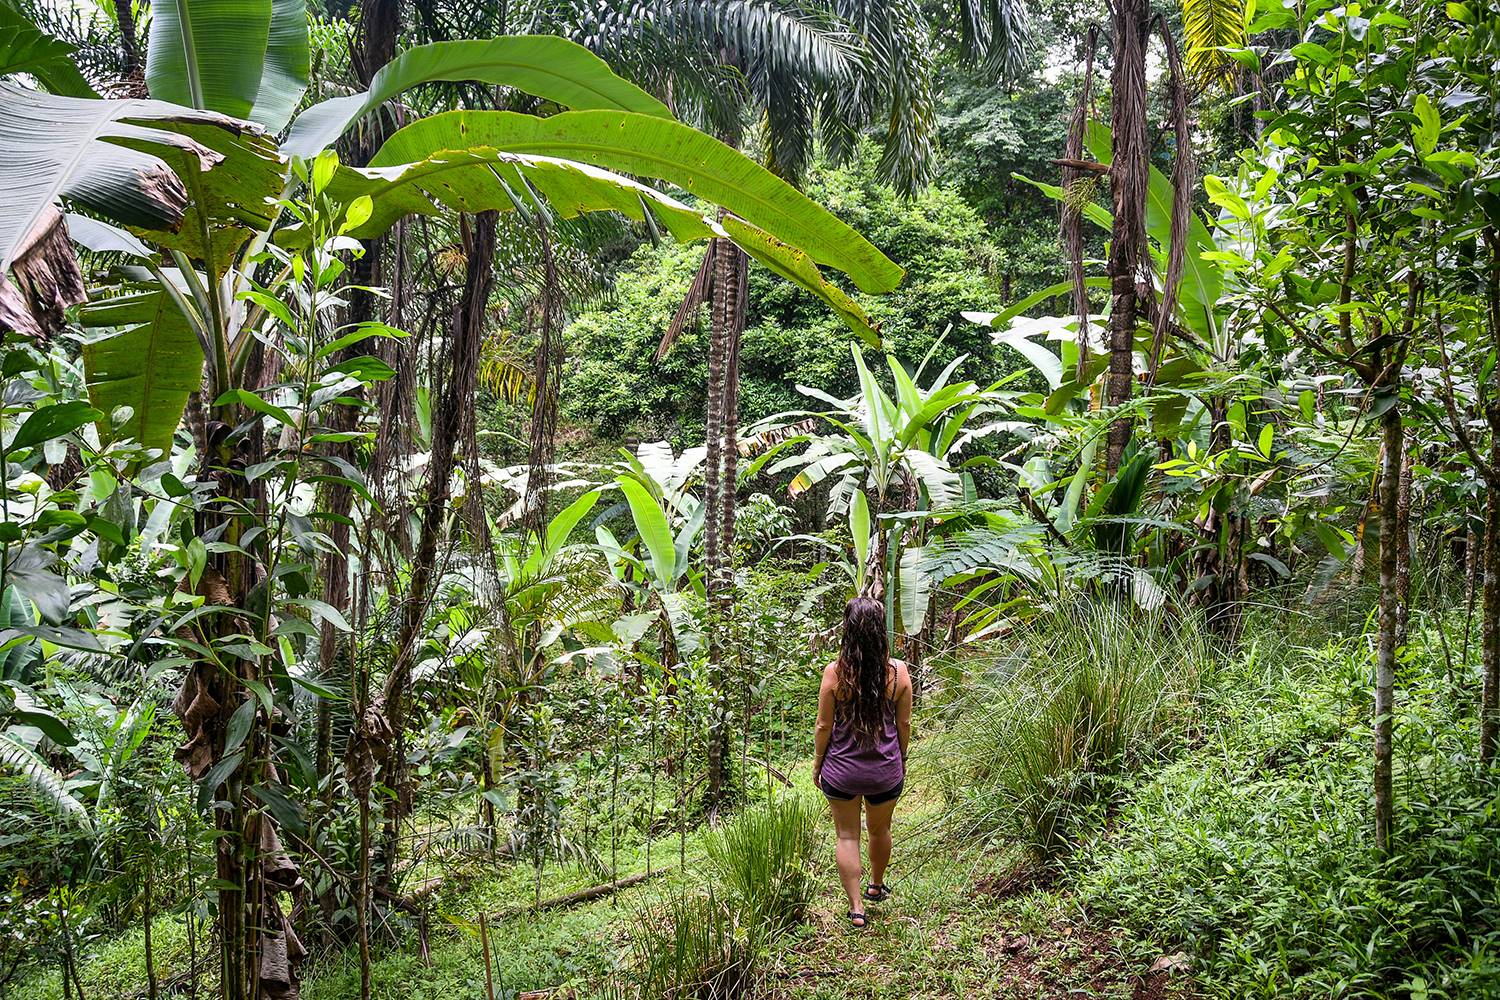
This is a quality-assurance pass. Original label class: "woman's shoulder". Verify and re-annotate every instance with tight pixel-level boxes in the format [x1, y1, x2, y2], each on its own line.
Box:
[889, 659, 913, 692]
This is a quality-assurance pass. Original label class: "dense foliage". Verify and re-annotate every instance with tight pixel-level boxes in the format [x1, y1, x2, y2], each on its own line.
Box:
[0, 0, 1497, 999]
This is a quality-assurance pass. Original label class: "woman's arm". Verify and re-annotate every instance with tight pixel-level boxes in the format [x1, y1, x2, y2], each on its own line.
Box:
[895, 663, 913, 762]
[812, 665, 835, 783]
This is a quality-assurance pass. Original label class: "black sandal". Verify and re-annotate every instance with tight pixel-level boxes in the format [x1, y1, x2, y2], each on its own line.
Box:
[864, 883, 891, 902]
[847, 910, 867, 928]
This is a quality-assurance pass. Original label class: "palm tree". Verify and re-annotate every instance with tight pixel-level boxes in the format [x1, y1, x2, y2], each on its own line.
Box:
[538, 0, 1032, 807]
[1093, 0, 1247, 472]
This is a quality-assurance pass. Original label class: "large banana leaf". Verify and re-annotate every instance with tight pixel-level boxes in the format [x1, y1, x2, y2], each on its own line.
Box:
[80, 289, 205, 455]
[0, 83, 261, 271]
[0, 2, 96, 97]
[617, 476, 676, 590]
[328, 149, 882, 343]
[282, 36, 671, 160]
[146, 0, 308, 130]
[366, 110, 903, 294]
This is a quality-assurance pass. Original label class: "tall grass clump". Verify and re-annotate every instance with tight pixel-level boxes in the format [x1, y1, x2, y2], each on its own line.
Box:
[705, 794, 820, 932]
[932, 601, 1212, 856]
[620, 888, 760, 999]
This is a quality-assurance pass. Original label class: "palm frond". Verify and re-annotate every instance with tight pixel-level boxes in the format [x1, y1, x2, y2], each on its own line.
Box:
[953, 0, 1033, 79]
[1182, 0, 1247, 88]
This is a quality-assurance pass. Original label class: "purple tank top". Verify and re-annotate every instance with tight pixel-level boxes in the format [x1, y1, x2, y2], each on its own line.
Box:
[821, 682, 904, 795]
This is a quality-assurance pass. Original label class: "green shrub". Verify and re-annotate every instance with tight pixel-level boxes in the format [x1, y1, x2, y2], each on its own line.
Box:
[622, 889, 760, 1000]
[931, 602, 1209, 856]
[705, 795, 820, 933]
[1075, 615, 1500, 999]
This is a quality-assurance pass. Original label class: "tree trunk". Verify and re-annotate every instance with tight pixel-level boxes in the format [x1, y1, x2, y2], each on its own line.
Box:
[372, 210, 497, 889]
[1482, 436, 1500, 762]
[704, 236, 744, 814]
[1373, 404, 1402, 852]
[114, 0, 139, 76]
[1394, 432, 1414, 647]
[1104, 0, 1150, 474]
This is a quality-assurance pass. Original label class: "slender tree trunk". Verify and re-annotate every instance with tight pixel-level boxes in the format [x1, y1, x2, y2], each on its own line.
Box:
[114, 0, 139, 76]
[1374, 404, 1402, 852]
[1104, 0, 1150, 474]
[373, 211, 497, 888]
[1394, 432, 1414, 647]
[1482, 441, 1500, 762]
[701, 235, 733, 814]
[143, 842, 157, 1000]
[1466, 524, 1480, 666]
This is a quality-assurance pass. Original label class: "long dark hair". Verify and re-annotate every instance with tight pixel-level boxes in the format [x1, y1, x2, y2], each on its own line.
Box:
[834, 597, 890, 746]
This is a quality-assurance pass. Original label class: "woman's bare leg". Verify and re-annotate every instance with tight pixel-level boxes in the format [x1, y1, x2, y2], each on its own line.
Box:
[827, 796, 866, 920]
[865, 796, 898, 890]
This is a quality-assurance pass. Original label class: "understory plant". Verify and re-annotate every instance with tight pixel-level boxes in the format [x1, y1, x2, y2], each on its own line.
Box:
[704, 794, 821, 933]
[932, 601, 1210, 856]
[1076, 610, 1500, 999]
[620, 888, 761, 1000]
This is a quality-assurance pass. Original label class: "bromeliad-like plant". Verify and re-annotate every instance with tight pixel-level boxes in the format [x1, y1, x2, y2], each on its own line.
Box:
[747, 344, 1001, 645]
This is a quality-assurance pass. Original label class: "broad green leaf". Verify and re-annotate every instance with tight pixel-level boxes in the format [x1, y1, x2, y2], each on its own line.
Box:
[1412, 93, 1439, 155]
[364, 110, 902, 293]
[328, 147, 882, 343]
[850, 489, 870, 591]
[283, 36, 671, 160]
[1012, 172, 1114, 231]
[222, 697, 255, 753]
[1290, 41, 1334, 65]
[0, 82, 252, 272]
[81, 289, 205, 454]
[961, 276, 1110, 330]
[9, 401, 102, 451]
[544, 489, 601, 554]
[718, 216, 882, 346]
[146, 0, 308, 129]
[899, 546, 929, 635]
[217, 388, 295, 428]
[1203, 174, 1250, 220]
[250, 0, 309, 130]
[0, 2, 96, 97]
[617, 476, 675, 590]
[64, 214, 152, 257]
[992, 327, 1064, 391]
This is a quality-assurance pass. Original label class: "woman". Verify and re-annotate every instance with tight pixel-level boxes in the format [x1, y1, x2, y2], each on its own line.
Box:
[812, 597, 913, 928]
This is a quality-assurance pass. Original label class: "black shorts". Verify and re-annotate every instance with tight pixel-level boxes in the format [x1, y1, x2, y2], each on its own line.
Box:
[820, 776, 904, 805]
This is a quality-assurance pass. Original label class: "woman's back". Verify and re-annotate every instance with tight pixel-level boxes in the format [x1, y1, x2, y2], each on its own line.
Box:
[820, 661, 906, 796]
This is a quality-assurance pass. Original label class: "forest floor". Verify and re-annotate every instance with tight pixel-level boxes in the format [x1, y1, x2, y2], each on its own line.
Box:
[31, 612, 1492, 999]
[10, 763, 1195, 1000]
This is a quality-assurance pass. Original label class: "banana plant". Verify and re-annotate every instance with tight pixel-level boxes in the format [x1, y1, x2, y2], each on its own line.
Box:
[2, 11, 901, 451]
[600, 472, 707, 664]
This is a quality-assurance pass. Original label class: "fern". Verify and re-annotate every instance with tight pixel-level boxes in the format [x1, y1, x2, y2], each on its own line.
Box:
[0, 731, 91, 830]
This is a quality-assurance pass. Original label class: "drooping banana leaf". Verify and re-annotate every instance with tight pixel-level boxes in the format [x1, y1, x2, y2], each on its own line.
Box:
[327, 149, 882, 344]
[363, 109, 903, 294]
[0, 2, 97, 98]
[146, 0, 309, 130]
[282, 36, 671, 160]
[0, 82, 264, 271]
